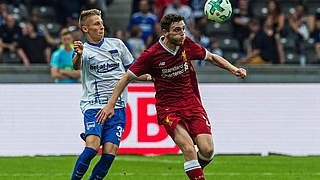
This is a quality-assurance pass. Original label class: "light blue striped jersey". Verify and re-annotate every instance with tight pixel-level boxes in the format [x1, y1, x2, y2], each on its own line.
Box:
[79, 37, 135, 113]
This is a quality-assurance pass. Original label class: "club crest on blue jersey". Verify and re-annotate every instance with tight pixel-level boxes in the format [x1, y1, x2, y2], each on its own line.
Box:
[109, 50, 119, 59]
[86, 122, 95, 130]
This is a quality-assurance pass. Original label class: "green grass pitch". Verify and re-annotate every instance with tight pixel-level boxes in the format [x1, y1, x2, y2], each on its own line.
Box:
[0, 154, 319, 180]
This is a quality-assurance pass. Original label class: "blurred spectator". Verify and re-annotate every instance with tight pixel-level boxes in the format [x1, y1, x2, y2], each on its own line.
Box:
[127, 0, 158, 44]
[0, 0, 9, 25]
[127, 25, 145, 59]
[9, 0, 29, 22]
[84, 0, 108, 21]
[55, 0, 81, 26]
[113, 29, 132, 52]
[70, 27, 84, 42]
[153, 0, 188, 21]
[51, 28, 80, 83]
[114, 29, 126, 40]
[59, 27, 84, 49]
[210, 37, 223, 57]
[237, 16, 285, 65]
[193, 28, 210, 50]
[265, 0, 285, 35]
[314, 18, 320, 63]
[246, 18, 260, 57]
[64, 12, 79, 30]
[149, 22, 162, 47]
[0, 13, 22, 63]
[288, 3, 314, 52]
[30, 8, 58, 46]
[231, 0, 253, 53]
[17, 22, 51, 66]
[132, 0, 155, 15]
[192, 28, 210, 66]
[189, 0, 206, 23]
[164, 0, 195, 38]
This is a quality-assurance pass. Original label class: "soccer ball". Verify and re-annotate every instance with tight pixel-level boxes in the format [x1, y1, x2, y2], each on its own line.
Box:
[204, 0, 232, 23]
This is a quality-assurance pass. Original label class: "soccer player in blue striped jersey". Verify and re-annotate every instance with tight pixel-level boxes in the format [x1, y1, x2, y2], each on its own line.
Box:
[71, 9, 151, 180]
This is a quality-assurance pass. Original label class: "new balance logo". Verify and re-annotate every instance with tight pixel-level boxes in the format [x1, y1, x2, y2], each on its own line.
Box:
[159, 62, 165, 66]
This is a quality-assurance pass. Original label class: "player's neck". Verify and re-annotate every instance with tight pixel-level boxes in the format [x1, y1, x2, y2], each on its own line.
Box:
[162, 38, 178, 51]
[87, 36, 103, 45]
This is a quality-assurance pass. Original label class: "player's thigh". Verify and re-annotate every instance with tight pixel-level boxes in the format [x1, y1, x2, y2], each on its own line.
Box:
[173, 122, 197, 161]
[84, 109, 104, 138]
[101, 123, 125, 154]
[195, 134, 214, 157]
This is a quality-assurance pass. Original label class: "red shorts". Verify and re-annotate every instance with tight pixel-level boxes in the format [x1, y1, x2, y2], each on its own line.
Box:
[158, 107, 212, 139]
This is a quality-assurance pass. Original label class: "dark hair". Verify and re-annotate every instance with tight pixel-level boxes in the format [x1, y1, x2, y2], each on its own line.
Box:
[267, 0, 282, 17]
[160, 13, 184, 31]
[27, 21, 38, 33]
[248, 17, 260, 26]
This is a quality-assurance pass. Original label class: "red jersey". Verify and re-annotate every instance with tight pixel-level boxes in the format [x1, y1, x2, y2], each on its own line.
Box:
[128, 36, 208, 113]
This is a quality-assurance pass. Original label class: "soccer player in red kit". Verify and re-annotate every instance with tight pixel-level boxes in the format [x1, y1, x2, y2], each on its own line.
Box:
[95, 14, 247, 180]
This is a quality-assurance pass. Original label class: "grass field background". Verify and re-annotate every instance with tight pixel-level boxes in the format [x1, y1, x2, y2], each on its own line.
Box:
[0, 154, 319, 180]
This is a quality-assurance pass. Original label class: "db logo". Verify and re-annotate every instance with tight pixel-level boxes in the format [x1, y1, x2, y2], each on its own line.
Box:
[117, 85, 180, 155]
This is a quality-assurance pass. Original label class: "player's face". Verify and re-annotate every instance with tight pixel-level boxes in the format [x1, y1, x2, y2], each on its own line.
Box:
[84, 15, 104, 42]
[166, 21, 185, 46]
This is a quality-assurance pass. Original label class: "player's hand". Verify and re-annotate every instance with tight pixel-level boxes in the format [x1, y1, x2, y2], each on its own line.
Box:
[146, 74, 153, 81]
[95, 104, 114, 124]
[74, 41, 83, 55]
[233, 68, 247, 79]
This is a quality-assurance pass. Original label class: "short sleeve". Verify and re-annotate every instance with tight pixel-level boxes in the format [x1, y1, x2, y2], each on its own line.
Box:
[128, 50, 152, 77]
[120, 39, 136, 69]
[50, 50, 60, 68]
[17, 37, 25, 49]
[315, 31, 320, 43]
[185, 37, 207, 60]
[0, 26, 4, 39]
[252, 31, 264, 50]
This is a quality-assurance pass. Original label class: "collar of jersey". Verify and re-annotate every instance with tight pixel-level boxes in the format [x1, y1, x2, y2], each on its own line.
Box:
[86, 38, 104, 48]
[159, 36, 179, 56]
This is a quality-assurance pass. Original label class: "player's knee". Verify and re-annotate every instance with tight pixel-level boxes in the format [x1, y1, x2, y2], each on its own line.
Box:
[199, 146, 214, 158]
[102, 142, 119, 155]
[85, 135, 100, 150]
[181, 145, 196, 156]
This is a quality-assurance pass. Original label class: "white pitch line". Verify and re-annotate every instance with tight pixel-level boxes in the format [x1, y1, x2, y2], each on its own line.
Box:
[116, 157, 182, 164]
[0, 172, 320, 177]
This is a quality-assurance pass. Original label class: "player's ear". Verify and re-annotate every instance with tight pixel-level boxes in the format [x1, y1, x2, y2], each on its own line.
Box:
[161, 28, 168, 36]
[81, 26, 88, 33]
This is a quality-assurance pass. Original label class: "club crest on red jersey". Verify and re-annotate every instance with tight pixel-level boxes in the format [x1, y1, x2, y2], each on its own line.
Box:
[165, 116, 173, 126]
[182, 50, 187, 62]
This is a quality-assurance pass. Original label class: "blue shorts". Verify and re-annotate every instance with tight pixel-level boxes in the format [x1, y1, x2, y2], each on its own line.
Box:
[83, 108, 126, 146]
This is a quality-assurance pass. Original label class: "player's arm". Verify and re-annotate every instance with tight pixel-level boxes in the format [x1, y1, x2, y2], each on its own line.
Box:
[72, 41, 83, 70]
[135, 74, 153, 81]
[206, 52, 246, 79]
[96, 72, 136, 124]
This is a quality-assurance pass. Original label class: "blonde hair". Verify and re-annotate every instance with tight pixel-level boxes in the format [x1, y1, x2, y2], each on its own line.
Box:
[60, 28, 72, 37]
[79, 9, 101, 30]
